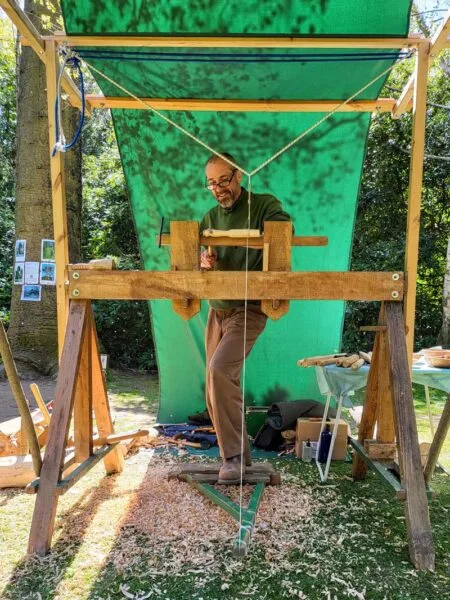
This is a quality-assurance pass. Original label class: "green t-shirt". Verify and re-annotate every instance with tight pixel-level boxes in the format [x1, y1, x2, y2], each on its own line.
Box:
[200, 187, 292, 310]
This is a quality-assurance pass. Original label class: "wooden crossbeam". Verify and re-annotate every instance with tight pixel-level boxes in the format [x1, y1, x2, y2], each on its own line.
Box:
[393, 9, 450, 118]
[50, 33, 424, 49]
[86, 96, 396, 113]
[67, 270, 404, 302]
[0, 0, 91, 115]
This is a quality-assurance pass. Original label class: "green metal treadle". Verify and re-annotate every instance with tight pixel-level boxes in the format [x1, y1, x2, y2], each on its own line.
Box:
[170, 463, 280, 556]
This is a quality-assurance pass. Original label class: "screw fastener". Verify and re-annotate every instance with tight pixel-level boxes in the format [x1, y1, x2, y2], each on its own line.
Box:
[391, 291, 399, 299]
[72, 272, 80, 280]
[73, 289, 80, 297]
[392, 273, 400, 281]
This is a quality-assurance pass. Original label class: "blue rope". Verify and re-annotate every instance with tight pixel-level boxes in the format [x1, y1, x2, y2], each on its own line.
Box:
[52, 55, 85, 156]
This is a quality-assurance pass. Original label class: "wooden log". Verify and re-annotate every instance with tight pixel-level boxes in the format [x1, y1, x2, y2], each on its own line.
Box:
[351, 358, 366, 371]
[0, 320, 42, 474]
[28, 301, 88, 555]
[358, 351, 372, 363]
[90, 314, 124, 474]
[364, 440, 397, 461]
[424, 392, 450, 485]
[0, 455, 36, 488]
[297, 353, 346, 367]
[68, 270, 404, 302]
[341, 354, 360, 368]
[385, 302, 435, 571]
[261, 222, 292, 320]
[171, 221, 201, 319]
[202, 228, 261, 238]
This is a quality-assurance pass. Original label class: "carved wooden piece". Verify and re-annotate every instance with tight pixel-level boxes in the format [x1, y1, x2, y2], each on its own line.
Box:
[170, 221, 201, 319]
[385, 302, 434, 571]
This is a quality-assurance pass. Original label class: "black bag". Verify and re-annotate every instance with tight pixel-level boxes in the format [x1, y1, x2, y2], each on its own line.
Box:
[253, 399, 336, 451]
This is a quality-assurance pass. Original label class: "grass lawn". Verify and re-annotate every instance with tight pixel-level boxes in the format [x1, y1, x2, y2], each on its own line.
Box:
[0, 372, 449, 600]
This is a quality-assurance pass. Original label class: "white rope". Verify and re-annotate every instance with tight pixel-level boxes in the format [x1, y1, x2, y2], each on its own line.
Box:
[249, 54, 413, 175]
[238, 174, 252, 528]
[80, 57, 250, 176]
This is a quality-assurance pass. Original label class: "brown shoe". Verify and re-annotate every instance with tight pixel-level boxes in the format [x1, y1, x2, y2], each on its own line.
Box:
[218, 456, 245, 485]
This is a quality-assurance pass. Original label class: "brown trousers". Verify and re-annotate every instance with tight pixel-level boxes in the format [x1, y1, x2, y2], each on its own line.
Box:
[205, 304, 267, 460]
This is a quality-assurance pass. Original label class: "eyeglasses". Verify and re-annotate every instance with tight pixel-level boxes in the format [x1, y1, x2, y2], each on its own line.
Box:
[205, 169, 237, 191]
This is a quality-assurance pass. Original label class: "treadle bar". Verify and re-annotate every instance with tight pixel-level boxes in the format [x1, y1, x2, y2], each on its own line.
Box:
[234, 482, 265, 557]
[349, 438, 434, 501]
[180, 474, 241, 520]
[179, 474, 266, 557]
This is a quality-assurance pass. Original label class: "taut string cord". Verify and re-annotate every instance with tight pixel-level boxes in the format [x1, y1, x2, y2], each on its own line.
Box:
[58, 47, 414, 544]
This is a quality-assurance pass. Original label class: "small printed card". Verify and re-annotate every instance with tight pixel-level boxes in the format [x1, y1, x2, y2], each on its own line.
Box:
[15, 240, 26, 261]
[13, 262, 24, 285]
[24, 262, 40, 285]
[40, 262, 56, 285]
[21, 285, 41, 302]
[41, 239, 55, 262]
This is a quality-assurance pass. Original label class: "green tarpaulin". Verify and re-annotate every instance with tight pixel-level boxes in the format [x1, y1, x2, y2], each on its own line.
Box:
[61, 1, 412, 422]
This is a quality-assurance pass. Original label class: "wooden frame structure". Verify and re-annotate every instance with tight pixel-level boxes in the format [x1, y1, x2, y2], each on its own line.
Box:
[2, 0, 449, 570]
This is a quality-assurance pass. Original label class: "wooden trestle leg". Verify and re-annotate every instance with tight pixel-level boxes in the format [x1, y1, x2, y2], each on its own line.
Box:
[352, 301, 435, 571]
[28, 300, 123, 555]
[384, 302, 434, 571]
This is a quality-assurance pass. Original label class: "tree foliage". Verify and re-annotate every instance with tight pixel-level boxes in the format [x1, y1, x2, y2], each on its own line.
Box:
[0, 19, 16, 323]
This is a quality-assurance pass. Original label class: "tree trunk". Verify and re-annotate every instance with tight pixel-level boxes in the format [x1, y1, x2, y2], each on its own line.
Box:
[441, 236, 450, 349]
[7, 0, 81, 376]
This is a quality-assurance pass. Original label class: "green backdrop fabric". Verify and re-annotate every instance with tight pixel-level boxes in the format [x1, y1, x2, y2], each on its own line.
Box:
[61, 1, 412, 422]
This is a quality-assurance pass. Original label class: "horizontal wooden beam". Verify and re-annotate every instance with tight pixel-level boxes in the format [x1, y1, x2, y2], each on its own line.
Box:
[67, 269, 404, 301]
[393, 9, 449, 118]
[86, 96, 396, 113]
[0, 0, 91, 115]
[159, 234, 328, 248]
[50, 33, 424, 49]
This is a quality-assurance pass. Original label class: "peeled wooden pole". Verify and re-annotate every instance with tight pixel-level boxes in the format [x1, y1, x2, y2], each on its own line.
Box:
[0, 321, 42, 475]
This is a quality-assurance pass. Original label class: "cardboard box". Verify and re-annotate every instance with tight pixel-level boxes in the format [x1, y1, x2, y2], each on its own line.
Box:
[295, 418, 349, 460]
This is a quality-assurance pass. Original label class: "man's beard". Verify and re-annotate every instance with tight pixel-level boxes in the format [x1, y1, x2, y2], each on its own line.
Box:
[215, 191, 235, 209]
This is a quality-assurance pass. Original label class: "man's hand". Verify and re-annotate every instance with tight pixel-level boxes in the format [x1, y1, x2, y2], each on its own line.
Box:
[201, 249, 218, 270]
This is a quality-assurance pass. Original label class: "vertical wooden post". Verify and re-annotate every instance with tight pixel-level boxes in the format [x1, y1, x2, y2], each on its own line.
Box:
[73, 306, 93, 462]
[45, 40, 69, 360]
[385, 302, 434, 571]
[261, 221, 292, 320]
[90, 309, 124, 474]
[404, 42, 430, 364]
[375, 306, 396, 446]
[170, 221, 201, 319]
[352, 325, 382, 480]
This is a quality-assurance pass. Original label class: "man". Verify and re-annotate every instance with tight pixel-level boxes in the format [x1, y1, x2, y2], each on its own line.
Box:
[200, 152, 292, 484]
